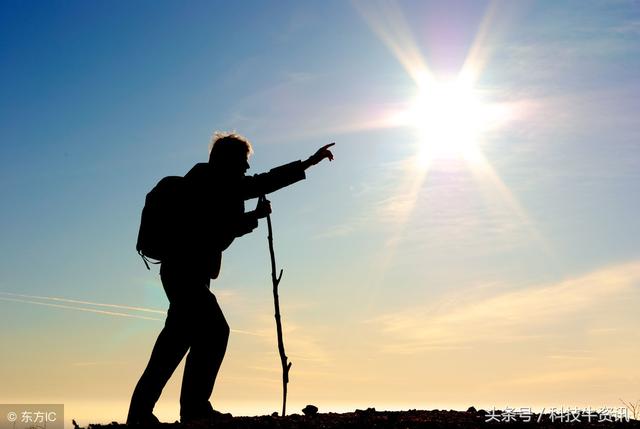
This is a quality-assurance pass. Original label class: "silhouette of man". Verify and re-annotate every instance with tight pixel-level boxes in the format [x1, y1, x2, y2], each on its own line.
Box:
[127, 133, 335, 426]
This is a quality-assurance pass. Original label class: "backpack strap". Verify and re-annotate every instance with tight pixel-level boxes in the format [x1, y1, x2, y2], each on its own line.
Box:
[138, 250, 160, 270]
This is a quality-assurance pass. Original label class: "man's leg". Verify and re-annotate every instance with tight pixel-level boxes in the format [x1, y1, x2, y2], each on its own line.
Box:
[127, 261, 194, 423]
[127, 306, 191, 422]
[179, 291, 230, 421]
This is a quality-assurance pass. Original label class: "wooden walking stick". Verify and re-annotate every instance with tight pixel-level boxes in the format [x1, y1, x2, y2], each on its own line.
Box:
[261, 195, 292, 417]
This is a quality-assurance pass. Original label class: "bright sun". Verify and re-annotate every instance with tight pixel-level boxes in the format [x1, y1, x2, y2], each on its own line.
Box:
[405, 76, 505, 167]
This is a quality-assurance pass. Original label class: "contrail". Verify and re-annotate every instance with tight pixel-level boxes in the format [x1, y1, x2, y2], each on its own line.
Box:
[0, 296, 163, 321]
[231, 328, 270, 337]
[0, 291, 269, 336]
[0, 291, 165, 314]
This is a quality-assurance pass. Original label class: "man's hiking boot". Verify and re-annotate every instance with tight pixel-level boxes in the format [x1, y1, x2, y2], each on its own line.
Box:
[126, 411, 160, 426]
[181, 407, 232, 427]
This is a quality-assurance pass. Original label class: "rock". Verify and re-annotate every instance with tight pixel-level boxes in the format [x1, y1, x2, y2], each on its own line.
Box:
[302, 404, 319, 416]
[271, 412, 279, 417]
[211, 409, 233, 420]
[467, 406, 477, 413]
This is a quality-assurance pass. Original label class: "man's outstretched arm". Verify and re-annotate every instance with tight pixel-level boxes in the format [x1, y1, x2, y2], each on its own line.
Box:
[242, 143, 335, 200]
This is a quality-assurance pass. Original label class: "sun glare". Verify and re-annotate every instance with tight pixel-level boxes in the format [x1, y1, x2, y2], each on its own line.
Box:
[406, 76, 504, 168]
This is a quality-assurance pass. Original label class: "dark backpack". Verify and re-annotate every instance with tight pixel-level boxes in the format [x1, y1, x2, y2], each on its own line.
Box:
[136, 176, 188, 269]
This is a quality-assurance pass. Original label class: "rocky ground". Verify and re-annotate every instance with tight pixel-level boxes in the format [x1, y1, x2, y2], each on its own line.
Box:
[82, 407, 640, 428]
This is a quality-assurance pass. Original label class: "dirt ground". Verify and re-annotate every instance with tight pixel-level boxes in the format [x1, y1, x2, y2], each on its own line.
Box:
[83, 407, 640, 428]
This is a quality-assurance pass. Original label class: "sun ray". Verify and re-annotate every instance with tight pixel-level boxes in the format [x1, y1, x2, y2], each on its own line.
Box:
[375, 154, 432, 279]
[350, 1, 439, 307]
[459, 0, 529, 86]
[467, 150, 559, 264]
[458, 0, 501, 86]
[351, 0, 553, 291]
[351, 0, 435, 87]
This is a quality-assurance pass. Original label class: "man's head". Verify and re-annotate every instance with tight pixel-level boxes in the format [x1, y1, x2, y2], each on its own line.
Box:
[209, 132, 253, 176]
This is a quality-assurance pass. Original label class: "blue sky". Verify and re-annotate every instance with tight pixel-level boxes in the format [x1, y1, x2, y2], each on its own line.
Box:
[1, 0, 640, 425]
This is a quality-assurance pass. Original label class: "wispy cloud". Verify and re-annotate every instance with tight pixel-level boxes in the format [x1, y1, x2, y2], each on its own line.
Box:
[611, 19, 640, 35]
[495, 9, 640, 94]
[546, 354, 596, 361]
[235, 304, 334, 365]
[72, 361, 128, 367]
[227, 72, 396, 145]
[367, 260, 640, 353]
[492, 367, 611, 388]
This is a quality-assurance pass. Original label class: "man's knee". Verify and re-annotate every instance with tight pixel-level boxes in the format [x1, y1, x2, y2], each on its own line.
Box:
[192, 315, 229, 356]
[216, 315, 230, 342]
[208, 295, 229, 334]
[201, 298, 229, 339]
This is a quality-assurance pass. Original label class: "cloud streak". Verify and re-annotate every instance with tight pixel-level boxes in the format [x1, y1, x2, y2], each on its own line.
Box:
[368, 260, 640, 353]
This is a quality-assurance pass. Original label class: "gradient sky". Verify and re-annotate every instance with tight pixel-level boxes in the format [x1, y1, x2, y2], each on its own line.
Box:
[2, 0, 639, 426]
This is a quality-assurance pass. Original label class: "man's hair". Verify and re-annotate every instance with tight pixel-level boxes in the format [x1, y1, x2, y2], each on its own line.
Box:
[208, 132, 253, 164]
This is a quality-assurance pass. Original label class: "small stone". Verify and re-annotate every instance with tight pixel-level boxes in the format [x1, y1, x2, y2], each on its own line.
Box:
[302, 405, 319, 416]
[271, 411, 279, 417]
[467, 406, 477, 413]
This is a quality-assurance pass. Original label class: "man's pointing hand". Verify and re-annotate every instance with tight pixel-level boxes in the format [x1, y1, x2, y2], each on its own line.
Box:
[303, 142, 335, 169]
